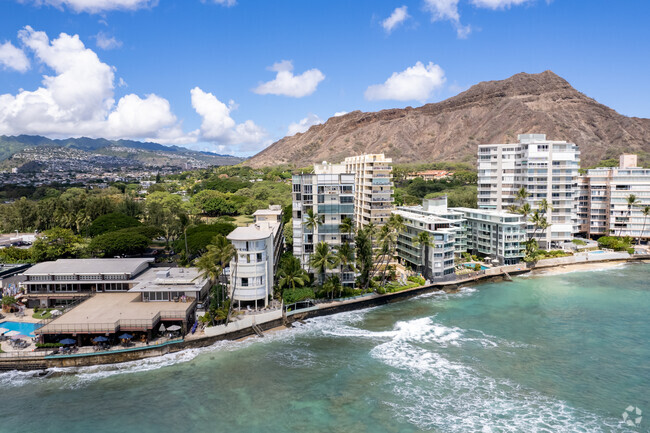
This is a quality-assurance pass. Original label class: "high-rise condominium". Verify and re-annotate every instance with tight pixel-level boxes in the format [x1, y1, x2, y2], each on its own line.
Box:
[477, 133, 580, 248]
[344, 154, 394, 229]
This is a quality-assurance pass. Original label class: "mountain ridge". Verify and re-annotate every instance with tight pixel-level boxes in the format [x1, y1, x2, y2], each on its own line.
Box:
[246, 71, 650, 168]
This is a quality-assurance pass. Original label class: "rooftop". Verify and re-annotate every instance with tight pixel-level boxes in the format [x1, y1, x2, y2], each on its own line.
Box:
[36, 292, 194, 335]
[130, 267, 208, 293]
[227, 221, 281, 241]
[23, 258, 153, 276]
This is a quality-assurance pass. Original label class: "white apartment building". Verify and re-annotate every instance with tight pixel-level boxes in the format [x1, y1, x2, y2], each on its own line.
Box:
[392, 205, 458, 281]
[292, 162, 356, 286]
[227, 208, 284, 309]
[452, 207, 526, 265]
[579, 154, 650, 240]
[478, 133, 581, 248]
[344, 154, 394, 228]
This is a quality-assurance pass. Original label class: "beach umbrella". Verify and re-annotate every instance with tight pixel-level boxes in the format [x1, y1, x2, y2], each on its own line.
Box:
[92, 336, 108, 343]
[11, 334, 27, 340]
[51, 310, 63, 316]
[59, 338, 76, 345]
[118, 333, 133, 340]
[167, 325, 181, 332]
[159, 323, 166, 332]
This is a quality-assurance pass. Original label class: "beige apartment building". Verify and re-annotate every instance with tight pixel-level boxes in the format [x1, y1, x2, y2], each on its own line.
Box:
[344, 154, 394, 228]
[579, 154, 650, 240]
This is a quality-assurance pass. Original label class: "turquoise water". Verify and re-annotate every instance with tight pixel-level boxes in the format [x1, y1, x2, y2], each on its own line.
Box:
[462, 263, 489, 270]
[0, 321, 39, 337]
[0, 263, 648, 433]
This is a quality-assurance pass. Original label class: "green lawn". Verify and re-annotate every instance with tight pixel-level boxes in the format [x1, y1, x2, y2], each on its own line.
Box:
[233, 215, 254, 227]
[32, 309, 54, 320]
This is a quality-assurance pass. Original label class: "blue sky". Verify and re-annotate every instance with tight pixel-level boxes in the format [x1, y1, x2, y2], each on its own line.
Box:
[0, 0, 648, 156]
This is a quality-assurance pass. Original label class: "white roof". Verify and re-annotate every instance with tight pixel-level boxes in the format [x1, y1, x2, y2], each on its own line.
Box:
[227, 221, 280, 241]
[129, 267, 208, 293]
[23, 258, 153, 276]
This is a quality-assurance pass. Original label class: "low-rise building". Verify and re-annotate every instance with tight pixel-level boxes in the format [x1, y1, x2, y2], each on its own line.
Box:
[393, 198, 462, 281]
[21, 258, 154, 308]
[227, 210, 284, 309]
[405, 170, 452, 181]
[451, 207, 526, 265]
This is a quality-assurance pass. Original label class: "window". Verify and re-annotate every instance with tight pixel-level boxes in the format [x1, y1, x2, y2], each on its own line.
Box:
[257, 253, 263, 262]
[241, 278, 249, 287]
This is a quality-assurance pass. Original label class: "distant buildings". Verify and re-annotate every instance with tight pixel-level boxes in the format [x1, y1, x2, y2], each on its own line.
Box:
[579, 154, 650, 240]
[478, 134, 581, 248]
[292, 162, 356, 286]
[405, 170, 452, 181]
[227, 206, 284, 309]
[344, 154, 394, 228]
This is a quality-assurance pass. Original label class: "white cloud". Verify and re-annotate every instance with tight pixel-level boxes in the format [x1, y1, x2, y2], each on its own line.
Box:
[95, 32, 122, 50]
[22, 0, 157, 13]
[191, 87, 267, 151]
[0, 41, 30, 72]
[423, 0, 471, 38]
[382, 6, 409, 33]
[0, 26, 184, 144]
[333, 111, 348, 117]
[471, 0, 531, 9]
[253, 60, 325, 98]
[287, 114, 323, 136]
[364, 61, 445, 102]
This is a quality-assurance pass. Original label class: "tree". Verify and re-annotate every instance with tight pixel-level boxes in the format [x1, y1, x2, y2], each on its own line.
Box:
[339, 216, 353, 239]
[322, 275, 343, 300]
[414, 231, 433, 281]
[172, 223, 236, 258]
[515, 187, 529, 205]
[283, 218, 294, 249]
[309, 242, 338, 286]
[277, 255, 309, 290]
[194, 234, 236, 325]
[88, 212, 142, 237]
[303, 209, 323, 274]
[355, 226, 374, 290]
[618, 194, 640, 237]
[89, 231, 149, 257]
[31, 228, 83, 262]
[640, 206, 650, 245]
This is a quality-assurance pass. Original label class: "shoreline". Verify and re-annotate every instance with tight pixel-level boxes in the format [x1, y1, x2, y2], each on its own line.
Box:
[1, 255, 648, 373]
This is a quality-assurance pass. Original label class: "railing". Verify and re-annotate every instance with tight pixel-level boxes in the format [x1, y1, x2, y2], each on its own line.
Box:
[34, 293, 95, 331]
[0, 350, 47, 359]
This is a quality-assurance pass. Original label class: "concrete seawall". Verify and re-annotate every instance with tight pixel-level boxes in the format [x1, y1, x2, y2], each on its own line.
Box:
[1, 254, 648, 371]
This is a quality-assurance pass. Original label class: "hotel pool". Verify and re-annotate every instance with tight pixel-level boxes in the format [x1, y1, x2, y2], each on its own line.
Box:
[0, 321, 40, 337]
[463, 263, 489, 270]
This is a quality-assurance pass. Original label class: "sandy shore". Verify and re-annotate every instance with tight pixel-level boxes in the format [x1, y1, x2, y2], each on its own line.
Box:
[529, 260, 631, 276]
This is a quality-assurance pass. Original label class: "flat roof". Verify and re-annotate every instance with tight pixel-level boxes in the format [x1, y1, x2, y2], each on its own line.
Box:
[227, 221, 280, 241]
[23, 258, 153, 276]
[130, 267, 208, 293]
[36, 293, 193, 334]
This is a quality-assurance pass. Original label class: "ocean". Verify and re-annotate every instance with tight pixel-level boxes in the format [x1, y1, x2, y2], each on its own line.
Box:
[1, 262, 648, 433]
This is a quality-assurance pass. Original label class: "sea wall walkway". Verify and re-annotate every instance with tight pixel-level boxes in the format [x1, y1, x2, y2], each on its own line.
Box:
[0, 252, 648, 371]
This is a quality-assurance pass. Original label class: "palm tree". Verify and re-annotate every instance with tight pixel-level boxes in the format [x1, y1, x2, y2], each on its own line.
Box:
[309, 241, 338, 286]
[507, 204, 519, 214]
[336, 242, 355, 273]
[618, 194, 639, 237]
[303, 209, 323, 274]
[515, 187, 529, 205]
[323, 275, 342, 300]
[518, 202, 532, 219]
[414, 231, 433, 281]
[277, 256, 309, 290]
[539, 198, 552, 214]
[639, 205, 650, 245]
[339, 216, 353, 241]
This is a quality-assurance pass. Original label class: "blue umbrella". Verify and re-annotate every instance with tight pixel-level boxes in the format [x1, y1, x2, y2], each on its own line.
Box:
[59, 338, 76, 345]
[118, 333, 133, 340]
[92, 336, 108, 343]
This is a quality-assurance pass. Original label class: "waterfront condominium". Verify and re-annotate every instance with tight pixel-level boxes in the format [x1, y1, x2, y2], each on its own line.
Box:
[477, 133, 581, 249]
[578, 154, 650, 240]
[451, 207, 526, 265]
[392, 197, 465, 281]
[227, 206, 284, 309]
[292, 162, 356, 286]
[343, 154, 394, 229]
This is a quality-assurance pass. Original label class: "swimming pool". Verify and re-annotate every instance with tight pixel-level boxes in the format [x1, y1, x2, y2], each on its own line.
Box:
[590, 250, 605, 254]
[0, 321, 41, 337]
[463, 263, 489, 270]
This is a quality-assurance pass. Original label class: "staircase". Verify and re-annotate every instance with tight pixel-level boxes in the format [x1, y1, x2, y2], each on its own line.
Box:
[251, 324, 265, 338]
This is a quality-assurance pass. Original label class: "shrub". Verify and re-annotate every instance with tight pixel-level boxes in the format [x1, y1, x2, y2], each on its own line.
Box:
[35, 343, 63, 348]
[407, 275, 426, 286]
[572, 239, 587, 246]
[282, 287, 315, 304]
[597, 236, 632, 252]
